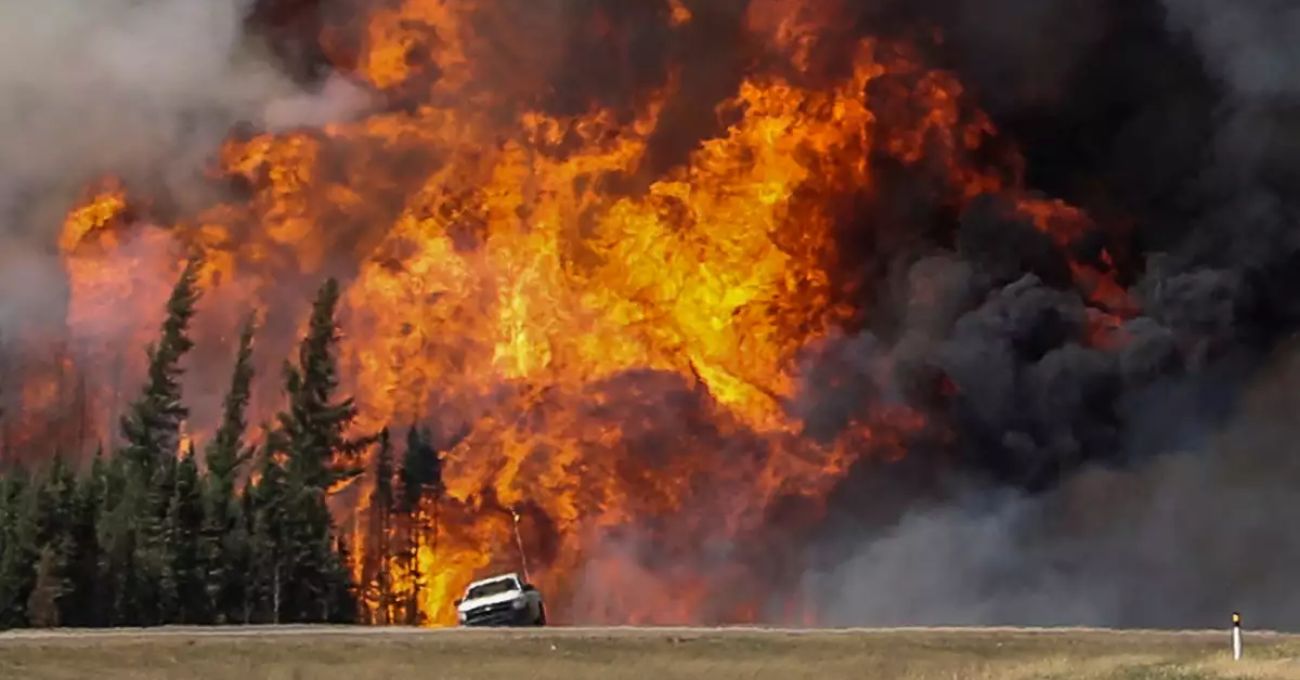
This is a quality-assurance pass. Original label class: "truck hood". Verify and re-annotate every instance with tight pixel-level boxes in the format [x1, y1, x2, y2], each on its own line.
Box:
[458, 590, 523, 613]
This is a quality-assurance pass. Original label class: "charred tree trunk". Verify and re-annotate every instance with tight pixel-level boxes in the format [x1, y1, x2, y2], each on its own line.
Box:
[272, 563, 282, 624]
[407, 505, 422, 626]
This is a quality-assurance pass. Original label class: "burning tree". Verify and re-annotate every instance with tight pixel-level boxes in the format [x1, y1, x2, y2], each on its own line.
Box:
[249, 278, 370, 623]
[201, 318, 256, 624]
[0, 0, 1119, 627]
[6, 0, 1296, 630]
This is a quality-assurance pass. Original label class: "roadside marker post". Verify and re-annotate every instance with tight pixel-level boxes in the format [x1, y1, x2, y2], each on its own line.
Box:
[1232, 612, 1242, 661]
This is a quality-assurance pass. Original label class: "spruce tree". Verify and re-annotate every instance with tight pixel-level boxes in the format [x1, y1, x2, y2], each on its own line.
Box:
[326, 536, 359, 624]
[0, 466, 36, 628]
[31, 457, 79, 627]
[281, 477, 346, 622]
[270, 278, 372, 490]
[364, 429, 395, 624]
[399, 426, 444, 515]
[62, 458, 101, 627]
[93, 452, 130, 626]
[262, 278, 367, 623]
[130, 453, 175, 625]
[26, 546, 66, 628]
[236, 481, 259, 624]
[397, 426, 445, 625]
[248, 453, 289, 623]
[205, 317, 256, 492]
[160, 446, 205, 623]
[90, 448, 135, 626]
[202, 318, 256, 623]
[118, 258, 202, 474]
[107, 258, 202, 626]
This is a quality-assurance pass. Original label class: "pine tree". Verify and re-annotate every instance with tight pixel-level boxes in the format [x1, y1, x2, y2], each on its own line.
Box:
[327, 536, 359, 624]
[0, 466, 36, 628]
[31, 457, 81, 627]
[89, 448, 133, 626]
[0, 273, 408, 627]
[34, 456, 76, 547]
[118, 258, 202, 475]
[270, 278, 372, 490]
[160, 446, 205, 623]
[205, 317, 256, 493]
[131, 453, 175, 625]
[26, 546, 67, 628]
[108, 259, 202, 626]
[364, 429, 395, 624]
[237, 482, 258, 624]
[261, 278, 367, 623]
[62, 458, 101, 627]
[248, 454, 289, 623]
[282, 478, 345, 622]
[397, 426, 445, 625]
[202, 318, 256, 623]
[399, 426, 444, 515]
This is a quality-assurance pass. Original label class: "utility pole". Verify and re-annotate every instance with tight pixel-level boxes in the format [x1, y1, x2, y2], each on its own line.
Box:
[510, 507, 531, 583]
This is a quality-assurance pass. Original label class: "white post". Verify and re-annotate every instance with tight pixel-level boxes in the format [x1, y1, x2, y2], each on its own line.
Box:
[1232, 612, 1242, 661]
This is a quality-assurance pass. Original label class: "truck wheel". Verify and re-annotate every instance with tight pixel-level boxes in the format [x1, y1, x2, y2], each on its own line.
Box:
[536, 603, 547, 626]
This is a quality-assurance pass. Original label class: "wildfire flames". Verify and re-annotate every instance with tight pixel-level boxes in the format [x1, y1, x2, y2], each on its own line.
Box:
[23, 0, 1135, 625]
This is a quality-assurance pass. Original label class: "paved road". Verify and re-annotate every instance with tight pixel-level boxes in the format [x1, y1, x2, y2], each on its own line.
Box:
[0, 624, 1266, 643]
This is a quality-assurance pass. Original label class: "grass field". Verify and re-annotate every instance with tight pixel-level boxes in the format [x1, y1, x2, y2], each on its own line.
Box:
[2, 626, 1299, 679]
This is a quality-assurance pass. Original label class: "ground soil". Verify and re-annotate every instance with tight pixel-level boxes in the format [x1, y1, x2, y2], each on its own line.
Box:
[2, 626, 1298, 679]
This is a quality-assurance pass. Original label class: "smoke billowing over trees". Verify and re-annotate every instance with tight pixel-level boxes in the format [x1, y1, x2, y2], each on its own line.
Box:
[2, 0, 1300, 629]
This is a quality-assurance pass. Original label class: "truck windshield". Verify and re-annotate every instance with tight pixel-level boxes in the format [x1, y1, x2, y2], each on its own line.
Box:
[466, 578, 518, 600]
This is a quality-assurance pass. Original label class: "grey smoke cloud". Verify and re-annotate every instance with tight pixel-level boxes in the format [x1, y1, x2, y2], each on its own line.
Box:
[1, 0, 1297, 629]
[800, 254, 1300, 629]
[791, 1, 1300, 631]
[807, 343, 1300, 629]
[0, 0, 368, 329]
[1162, 0, 1300, 98]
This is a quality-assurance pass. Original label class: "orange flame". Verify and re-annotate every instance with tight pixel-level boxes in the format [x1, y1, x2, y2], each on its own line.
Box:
[42, 0, 1135, 626]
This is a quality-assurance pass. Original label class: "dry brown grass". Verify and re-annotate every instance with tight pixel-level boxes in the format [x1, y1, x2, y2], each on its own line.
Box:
[2, 627, 1299, 680]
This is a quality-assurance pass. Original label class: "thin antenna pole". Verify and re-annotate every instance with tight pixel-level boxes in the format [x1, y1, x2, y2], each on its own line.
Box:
[511, 508, 531, 583]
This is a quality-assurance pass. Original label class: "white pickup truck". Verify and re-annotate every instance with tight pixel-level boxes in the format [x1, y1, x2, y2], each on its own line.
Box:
[455, 573, 547, 627]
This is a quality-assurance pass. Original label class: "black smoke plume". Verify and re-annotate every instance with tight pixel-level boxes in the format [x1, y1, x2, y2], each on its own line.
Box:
[6, 0, 1300, 628]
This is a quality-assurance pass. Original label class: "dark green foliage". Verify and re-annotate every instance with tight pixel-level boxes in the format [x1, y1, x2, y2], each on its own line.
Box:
[253, 279, 365, 623]
[270, 279, 373, 491]
[247, 454, 289, 623]
[0, 467, 36, 628]
[206, 317, 257, 493]
[161, 447, 206, 623]
[202, 318, 256, 624]
[26, 545, 66, 627]
[0, 275, 416, 629]
[99, 260, 203, 626]
[119, 258, 202, 475]
[31, 456, 93, 627]
[61, 456, 101, 627]
[327, 536, 359, 624]
[395, 426, 446, 626]
[400, 426, 444, 514]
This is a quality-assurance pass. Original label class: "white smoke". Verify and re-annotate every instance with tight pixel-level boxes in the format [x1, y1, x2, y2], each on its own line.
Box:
[0, 0, 369, 330]
[1162, 0, 1300, 98]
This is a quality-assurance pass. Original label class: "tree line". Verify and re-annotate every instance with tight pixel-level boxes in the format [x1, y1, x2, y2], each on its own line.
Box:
[0, 261, 445, 628]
